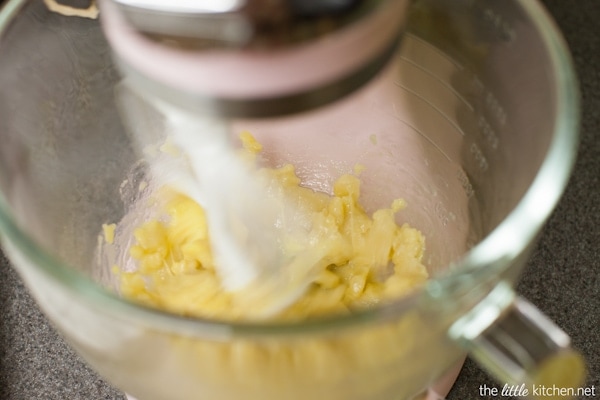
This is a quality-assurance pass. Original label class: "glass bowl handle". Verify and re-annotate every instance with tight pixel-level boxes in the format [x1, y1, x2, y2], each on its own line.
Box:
[449, 282, 586, 398]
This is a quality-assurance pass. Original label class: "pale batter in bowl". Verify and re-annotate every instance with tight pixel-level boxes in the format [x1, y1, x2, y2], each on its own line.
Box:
[111, 132, 428, 321]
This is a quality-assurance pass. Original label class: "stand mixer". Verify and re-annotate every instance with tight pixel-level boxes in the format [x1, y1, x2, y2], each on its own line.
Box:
[100, 0, 415, 317]
[0, 0, 586, 399]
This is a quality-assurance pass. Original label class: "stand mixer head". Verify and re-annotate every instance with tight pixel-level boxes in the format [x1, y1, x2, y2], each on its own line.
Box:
[100, 0, 410, 117]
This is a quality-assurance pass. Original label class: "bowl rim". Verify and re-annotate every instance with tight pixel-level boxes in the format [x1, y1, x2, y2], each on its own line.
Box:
[0, 0, 579, 337]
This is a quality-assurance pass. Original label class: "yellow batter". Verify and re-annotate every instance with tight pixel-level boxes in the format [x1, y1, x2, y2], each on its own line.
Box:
[114, 132, 428, 321]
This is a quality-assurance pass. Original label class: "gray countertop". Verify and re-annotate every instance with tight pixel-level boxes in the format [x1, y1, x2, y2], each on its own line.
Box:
[0, 0, 598, 399]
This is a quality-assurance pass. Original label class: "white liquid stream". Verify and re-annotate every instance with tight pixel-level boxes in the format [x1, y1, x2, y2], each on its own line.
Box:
[129, 94, 326, 317]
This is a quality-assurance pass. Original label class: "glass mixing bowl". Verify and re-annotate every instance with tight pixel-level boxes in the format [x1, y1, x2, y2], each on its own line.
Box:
[0, 0, 583, 399]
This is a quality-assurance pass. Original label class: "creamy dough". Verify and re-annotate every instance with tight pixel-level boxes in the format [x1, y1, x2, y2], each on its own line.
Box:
[114, 133, 428, 321]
